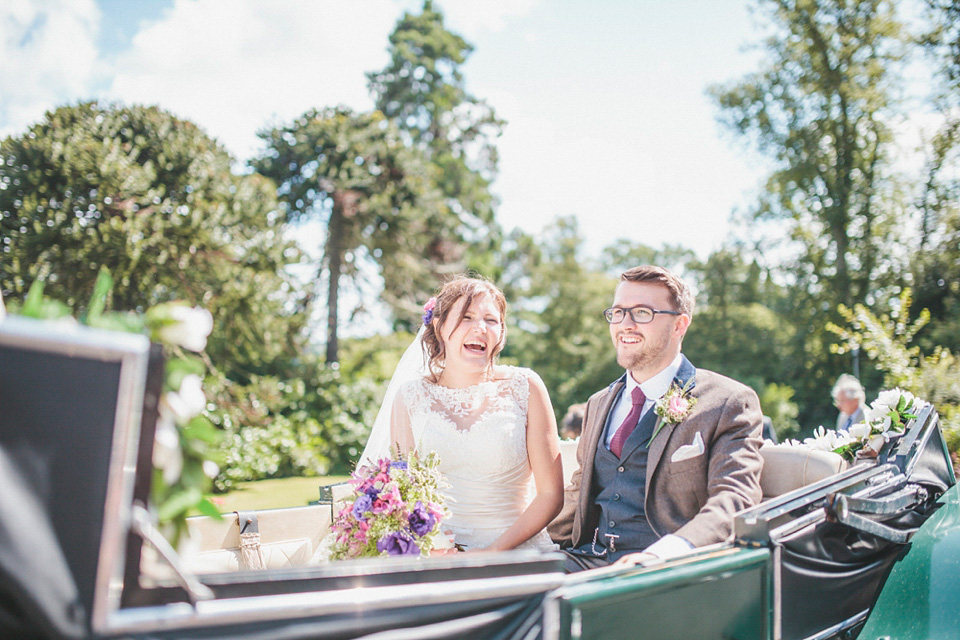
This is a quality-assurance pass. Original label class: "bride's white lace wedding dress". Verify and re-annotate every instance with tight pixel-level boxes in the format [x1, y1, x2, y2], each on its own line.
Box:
[398, 366, 556, 551]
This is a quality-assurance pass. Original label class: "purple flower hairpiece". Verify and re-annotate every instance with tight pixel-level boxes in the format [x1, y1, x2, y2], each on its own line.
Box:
[422, 297, 437, 325]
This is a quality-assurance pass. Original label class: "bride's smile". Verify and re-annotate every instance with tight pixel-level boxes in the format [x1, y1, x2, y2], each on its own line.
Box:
[438, 293, 504, 387]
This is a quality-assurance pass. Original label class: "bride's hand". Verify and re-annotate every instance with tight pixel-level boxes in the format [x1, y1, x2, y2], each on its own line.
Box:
[430, 547, 457, 556]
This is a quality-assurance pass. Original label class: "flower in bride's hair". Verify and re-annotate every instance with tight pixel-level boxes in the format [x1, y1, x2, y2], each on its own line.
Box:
[422, 297, 437, 325]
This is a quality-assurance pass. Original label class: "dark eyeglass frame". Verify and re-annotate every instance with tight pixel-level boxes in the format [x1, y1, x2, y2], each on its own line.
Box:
[602, 305, 682, 324]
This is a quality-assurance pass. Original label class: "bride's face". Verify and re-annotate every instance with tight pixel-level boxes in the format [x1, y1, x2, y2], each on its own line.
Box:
[438, 293, 504, 372]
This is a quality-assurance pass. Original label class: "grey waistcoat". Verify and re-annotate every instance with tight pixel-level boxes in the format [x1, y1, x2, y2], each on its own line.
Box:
[591, 403, 660, 556]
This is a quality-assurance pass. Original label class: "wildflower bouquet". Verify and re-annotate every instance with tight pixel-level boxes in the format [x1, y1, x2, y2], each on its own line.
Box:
[328, 451, 451, 559]
[791, 388, 922, 462]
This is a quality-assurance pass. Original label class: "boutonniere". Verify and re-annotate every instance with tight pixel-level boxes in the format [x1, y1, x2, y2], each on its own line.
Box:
[648, 380, 697, 445]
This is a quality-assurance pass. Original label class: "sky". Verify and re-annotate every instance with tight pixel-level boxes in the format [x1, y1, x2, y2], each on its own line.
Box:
[0, 0, 772, 264]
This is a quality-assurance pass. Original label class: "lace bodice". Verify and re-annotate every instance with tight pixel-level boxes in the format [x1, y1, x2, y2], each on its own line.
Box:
[397, 366, 554, 550]
[399, 366, 530, 474]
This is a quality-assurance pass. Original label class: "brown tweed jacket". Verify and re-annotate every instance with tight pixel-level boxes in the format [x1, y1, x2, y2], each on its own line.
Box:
[548, 356, 764, 549]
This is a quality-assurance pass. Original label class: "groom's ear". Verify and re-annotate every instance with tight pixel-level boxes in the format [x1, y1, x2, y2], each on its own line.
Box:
[674, 314, 691, 338]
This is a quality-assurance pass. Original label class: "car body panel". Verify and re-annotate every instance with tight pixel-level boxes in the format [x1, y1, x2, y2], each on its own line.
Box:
[546, 546, 772, 640]
[858, 481, 960, 639]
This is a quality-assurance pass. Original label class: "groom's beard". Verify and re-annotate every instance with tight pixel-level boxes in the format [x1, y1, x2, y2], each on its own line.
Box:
[615, 330, 671, 373]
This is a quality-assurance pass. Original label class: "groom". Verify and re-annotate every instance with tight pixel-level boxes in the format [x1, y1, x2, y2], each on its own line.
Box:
[548, 265, 764, 571]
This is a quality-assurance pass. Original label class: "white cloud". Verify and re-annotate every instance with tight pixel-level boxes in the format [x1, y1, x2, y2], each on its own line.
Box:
[0, 0, 100, 137]
[106, 0, 401, 162]
[437, 0, 543, 35]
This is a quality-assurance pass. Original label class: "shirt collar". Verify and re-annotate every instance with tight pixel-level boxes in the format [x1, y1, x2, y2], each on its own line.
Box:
[626, 352, 683, 401]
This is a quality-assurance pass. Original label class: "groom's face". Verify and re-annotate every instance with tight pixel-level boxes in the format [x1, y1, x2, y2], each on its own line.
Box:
[609, 280, 689, 382]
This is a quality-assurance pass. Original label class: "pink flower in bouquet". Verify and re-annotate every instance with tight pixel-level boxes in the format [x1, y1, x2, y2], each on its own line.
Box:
[373, 482, 403, 514]
[426, 501, 445, 521]
[353, 520, 370, 541]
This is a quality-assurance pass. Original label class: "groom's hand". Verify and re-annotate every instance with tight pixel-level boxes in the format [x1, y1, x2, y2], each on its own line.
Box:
[613, 552, 661, 568]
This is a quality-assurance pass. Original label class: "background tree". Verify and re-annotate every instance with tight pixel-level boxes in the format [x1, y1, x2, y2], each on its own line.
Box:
[685, 249, 795, 392]
[504, 217, 620, 421]
[0, 101, 379, 488]
[912, 0, 960, 354]
[709, 0, 909, 424]
[253, 107, 442, 364]
[367, 0, 505, 321]
[0, 101, 306, 376]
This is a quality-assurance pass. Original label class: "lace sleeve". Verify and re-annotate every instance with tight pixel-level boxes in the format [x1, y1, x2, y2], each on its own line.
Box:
[506, 367, 533, 415]
[398, 380, 431, 451]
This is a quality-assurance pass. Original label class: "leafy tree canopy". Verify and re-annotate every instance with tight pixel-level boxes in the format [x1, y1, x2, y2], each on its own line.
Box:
[0, 101, 306, 377]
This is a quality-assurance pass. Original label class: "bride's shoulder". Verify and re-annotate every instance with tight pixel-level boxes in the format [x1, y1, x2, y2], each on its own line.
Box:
[493, 365, 546, 389]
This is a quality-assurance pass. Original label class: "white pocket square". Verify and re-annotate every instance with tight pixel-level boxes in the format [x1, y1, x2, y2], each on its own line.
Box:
[671, 431, 705, 462]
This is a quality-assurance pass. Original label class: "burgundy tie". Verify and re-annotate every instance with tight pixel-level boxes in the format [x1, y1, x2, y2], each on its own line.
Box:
[610, 386, 646, 457]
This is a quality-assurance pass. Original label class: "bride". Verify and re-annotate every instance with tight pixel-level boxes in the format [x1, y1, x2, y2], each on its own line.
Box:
[361, 275, 563, 551]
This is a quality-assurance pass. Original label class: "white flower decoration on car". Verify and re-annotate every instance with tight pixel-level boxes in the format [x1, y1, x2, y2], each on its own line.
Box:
[161, 374, 206, 424]
[153, 414, 184, 484]
[847, 422, 872, 440]
[148, 302, 214, 352]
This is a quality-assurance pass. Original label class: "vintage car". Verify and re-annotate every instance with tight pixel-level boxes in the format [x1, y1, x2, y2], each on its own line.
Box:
[1, 316, 957, 640]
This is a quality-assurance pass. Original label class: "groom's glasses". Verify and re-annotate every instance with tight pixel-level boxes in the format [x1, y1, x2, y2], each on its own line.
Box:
[603, 305, 682, 324]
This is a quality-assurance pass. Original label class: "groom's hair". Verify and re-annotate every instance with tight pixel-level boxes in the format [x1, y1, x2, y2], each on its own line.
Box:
[620, 266, 695, 317]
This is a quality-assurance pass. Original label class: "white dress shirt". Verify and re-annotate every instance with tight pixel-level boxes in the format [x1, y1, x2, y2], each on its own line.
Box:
[604, 353, 683, 448]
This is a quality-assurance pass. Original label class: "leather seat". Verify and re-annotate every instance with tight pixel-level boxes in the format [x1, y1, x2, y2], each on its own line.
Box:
[759, 442, 849, 499]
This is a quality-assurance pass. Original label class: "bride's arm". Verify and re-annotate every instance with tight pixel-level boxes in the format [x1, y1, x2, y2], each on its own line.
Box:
[389, 394, 417, 458]
[485, 371, 563, 552]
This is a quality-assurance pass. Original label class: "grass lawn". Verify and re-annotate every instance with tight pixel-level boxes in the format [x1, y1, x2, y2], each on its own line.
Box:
[207, 475, 350, 513]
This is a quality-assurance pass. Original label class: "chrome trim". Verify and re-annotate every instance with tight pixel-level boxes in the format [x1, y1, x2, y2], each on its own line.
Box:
[105, 571, 565, 634]
[0, 315, 150, 359]
[95, 341, 150, 630]
[130, 504, 214, 603]
[541, 589, 561, 640]
[802, 609, 869, 640]
[772, 544, 781, 640]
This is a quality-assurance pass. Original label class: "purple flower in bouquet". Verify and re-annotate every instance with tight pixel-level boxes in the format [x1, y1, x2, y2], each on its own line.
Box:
[377, 531, 420, 556]
[352, 494, 373, 520]
[390, 460, 408, 470]
[408, 501, 437, 537]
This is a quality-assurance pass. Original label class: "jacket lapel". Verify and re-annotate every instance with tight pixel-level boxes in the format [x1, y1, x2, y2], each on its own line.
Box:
[646, 356, 698, 480]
